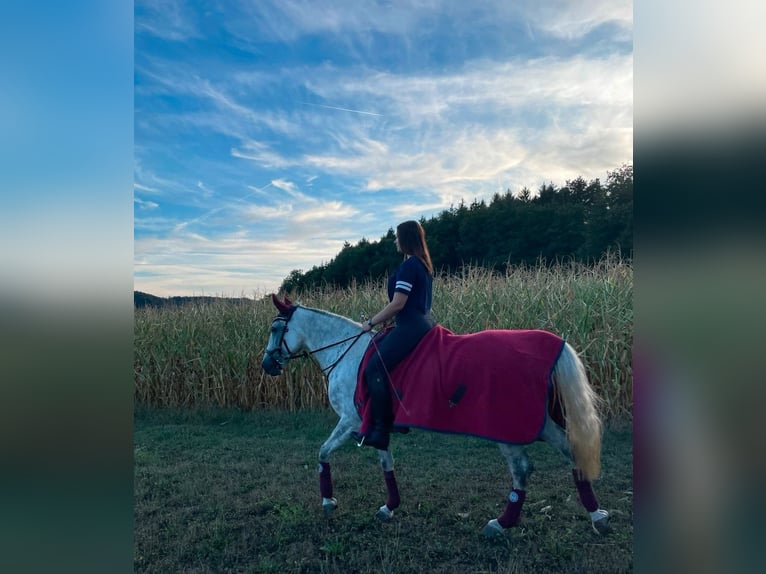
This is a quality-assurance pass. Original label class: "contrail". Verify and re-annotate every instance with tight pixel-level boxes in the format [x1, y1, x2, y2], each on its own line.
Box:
[174, 181, 275, 232]
[301, 102, 383, 116]
[239, 181, 274, 202]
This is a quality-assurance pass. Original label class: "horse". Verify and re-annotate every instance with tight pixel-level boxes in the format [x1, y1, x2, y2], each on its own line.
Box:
[261, 294, 610, 538]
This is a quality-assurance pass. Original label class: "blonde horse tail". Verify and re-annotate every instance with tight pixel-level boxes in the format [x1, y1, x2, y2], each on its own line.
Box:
[553, 342, 603, 481]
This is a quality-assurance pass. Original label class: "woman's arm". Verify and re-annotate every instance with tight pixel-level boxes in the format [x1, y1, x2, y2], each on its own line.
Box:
[362, 292, 407, 331]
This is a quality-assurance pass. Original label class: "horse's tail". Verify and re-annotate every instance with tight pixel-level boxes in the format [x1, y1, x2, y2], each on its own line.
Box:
[553, 342, 603, 481]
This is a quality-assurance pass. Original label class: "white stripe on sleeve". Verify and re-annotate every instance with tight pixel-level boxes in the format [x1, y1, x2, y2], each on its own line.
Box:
[395, 280, 413, 292]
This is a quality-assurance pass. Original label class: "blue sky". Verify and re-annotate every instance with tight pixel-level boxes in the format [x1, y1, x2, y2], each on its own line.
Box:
[134, 0, 633, 297]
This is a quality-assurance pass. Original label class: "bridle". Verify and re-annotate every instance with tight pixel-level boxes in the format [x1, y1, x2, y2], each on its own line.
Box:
[264, 309, 366, 377]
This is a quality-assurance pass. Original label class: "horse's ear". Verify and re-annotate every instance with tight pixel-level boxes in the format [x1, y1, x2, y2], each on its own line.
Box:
[271, 293, 291, 315]
[284, 295, 293, 306]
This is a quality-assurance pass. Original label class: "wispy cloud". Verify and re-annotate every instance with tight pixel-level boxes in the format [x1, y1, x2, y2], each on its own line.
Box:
[245, 204, 293, 220]
[229, 0, 631, 45]
[135, 229, 352, 296]
[134, 197, 159, 210]
[134, 182, 159, 193]
[522, 0, 632, 39]
[271, 178, 312, 201]
[293, 201, 358, 223]
[231, 141, 294, 169]
[135, 0, 202, 42]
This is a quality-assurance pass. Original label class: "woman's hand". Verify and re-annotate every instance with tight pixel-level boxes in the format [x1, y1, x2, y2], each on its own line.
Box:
[363, 293, 407, 332]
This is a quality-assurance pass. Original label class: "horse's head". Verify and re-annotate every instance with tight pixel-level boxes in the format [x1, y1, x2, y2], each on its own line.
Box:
[261, 294, 301, 376]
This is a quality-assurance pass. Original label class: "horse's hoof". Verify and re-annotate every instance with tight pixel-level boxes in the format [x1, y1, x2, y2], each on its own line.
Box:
[591, 510, 611, 535]
[592, 516, 611, 535]
[322, 497, 337, 516]
[375, 504, 394, 522]
[482, 519, 505, 539]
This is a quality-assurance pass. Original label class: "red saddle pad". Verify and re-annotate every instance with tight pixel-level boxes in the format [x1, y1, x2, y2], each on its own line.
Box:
[355, 325, 565, 444]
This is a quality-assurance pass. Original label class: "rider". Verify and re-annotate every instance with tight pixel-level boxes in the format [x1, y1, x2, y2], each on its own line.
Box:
[354, 220, 437, 449]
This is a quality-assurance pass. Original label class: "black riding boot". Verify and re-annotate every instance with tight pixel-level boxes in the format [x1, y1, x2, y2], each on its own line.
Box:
[354, 375, 391, 450]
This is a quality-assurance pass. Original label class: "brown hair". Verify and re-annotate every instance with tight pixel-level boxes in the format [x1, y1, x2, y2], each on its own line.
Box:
[396, 220, 434, 275]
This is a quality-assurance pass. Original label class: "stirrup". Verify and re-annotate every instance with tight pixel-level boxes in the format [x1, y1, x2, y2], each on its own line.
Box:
[356, 430, 390, 450]
[351, 431, 366, 447]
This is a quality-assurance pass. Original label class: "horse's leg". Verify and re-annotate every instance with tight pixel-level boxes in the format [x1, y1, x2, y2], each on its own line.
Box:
[482, 444, 532, 538]
[374, 449, 399, 522]
[318, 416, 356, 516]
[539, 416, 611, 534]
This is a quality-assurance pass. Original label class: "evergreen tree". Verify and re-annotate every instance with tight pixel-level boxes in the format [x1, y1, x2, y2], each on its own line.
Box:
[278, 166, 632, 291]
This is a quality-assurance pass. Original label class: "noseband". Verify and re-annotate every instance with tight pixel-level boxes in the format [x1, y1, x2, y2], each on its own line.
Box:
[265, 310, 366, 377]
[264, 315, 302, 367]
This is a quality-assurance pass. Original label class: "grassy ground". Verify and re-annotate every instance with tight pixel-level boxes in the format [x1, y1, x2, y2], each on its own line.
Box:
[134, 408, 633, 573]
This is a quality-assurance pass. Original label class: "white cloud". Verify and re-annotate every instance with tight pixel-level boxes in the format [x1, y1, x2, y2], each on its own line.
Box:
[133, 158, 172, 194]
[388, 201, 452, 220]
[134, 182, 158, 193]
[134, 197, 159, 210]
[231, 142, 293, 169]
[135, 0, 202, 42]
[522, 0, 632, 39]
[134, 229, 352, 296]
[271, 178, 313, 202]
[139, 49, 631, 200]
[229, 0, 631, 44]
[293, 201, 358, 222]
[196, 181, 215, 199]
[245, 204, 293, 220]
[331, 55, 633, 119]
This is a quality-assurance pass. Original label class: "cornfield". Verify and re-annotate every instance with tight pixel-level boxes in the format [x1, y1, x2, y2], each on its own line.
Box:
[134, 256, 632, 420]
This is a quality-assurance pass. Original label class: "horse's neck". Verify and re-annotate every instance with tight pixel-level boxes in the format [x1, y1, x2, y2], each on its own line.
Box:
[295, 307, 368, 373]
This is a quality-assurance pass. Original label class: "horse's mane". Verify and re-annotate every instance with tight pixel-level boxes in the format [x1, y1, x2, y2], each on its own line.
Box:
[296, 305, 361, 329]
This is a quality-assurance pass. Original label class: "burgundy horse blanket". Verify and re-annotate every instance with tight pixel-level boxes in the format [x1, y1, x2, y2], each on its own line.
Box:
[355, 325, 566, 445]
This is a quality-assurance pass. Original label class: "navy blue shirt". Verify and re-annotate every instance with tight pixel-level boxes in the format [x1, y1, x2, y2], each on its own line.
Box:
[387, 256, 433, 323]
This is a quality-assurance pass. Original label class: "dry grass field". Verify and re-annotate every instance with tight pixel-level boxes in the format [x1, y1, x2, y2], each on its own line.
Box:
[135, 256, 632, 420]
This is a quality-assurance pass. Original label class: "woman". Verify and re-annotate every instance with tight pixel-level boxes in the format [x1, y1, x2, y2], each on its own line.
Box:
[354, 220, 437, 449]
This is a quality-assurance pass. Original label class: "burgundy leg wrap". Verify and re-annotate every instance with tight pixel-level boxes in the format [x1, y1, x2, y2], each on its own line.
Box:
[498, 489, 526, 528]
[572, 469, 598, 512]
[319, 462, 333, 499]
[384, 470, 400, 510]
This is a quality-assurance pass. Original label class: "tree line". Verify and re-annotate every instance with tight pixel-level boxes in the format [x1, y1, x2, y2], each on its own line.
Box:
[281, 164, 632, 293]
[134, 291, 250, 308]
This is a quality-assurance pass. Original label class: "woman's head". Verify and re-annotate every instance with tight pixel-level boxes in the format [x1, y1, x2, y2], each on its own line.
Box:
[396, 220, 434, 275]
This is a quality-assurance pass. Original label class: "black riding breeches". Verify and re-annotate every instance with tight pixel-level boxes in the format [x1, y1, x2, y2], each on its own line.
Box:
[364, 313, 436, 420]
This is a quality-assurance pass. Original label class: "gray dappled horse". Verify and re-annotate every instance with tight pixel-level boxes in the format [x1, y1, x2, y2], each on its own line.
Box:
[261, 294, 610, 538]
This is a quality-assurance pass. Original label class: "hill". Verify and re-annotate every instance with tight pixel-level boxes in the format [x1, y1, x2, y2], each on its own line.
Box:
[134, 291, 251, 308]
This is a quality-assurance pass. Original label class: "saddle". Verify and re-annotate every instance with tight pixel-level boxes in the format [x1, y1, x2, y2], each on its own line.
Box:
[354, 325, 566, 444]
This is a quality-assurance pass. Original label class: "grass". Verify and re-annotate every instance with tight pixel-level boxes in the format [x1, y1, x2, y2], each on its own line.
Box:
[135, 256, 632, 420]
[134, 408, 633, 573]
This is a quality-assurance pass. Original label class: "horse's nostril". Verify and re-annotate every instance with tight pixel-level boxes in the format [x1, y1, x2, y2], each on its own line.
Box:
[261, 357, 282, 376]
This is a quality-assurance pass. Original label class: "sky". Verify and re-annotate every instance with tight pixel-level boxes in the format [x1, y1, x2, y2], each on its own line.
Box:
[134, 0, 633, 298]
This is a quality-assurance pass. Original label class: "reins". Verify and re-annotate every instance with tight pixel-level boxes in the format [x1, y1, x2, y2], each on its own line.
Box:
[268, 306, 410, 415]
[310, 331, 366, 376]
[269, 312, 367, 378]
